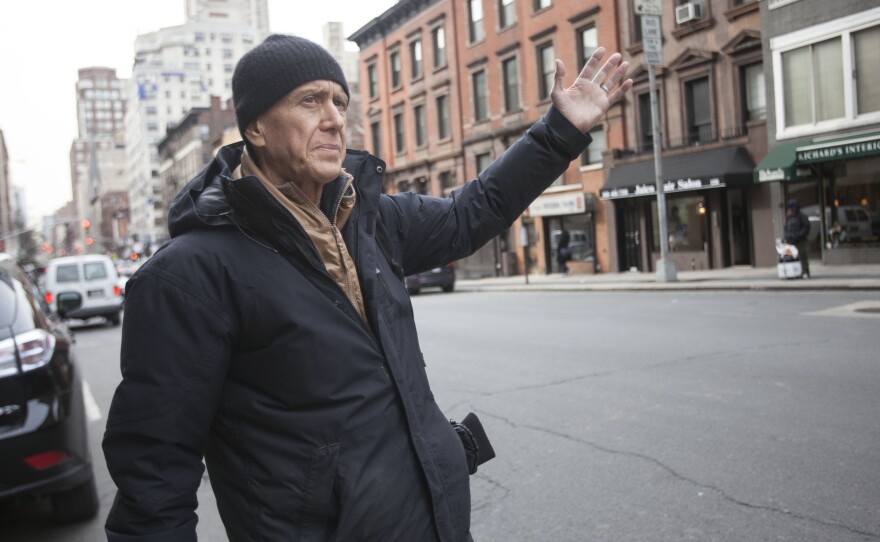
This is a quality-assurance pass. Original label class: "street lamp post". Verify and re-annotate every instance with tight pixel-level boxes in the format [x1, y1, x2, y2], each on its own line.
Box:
[638, 2, 677, 282]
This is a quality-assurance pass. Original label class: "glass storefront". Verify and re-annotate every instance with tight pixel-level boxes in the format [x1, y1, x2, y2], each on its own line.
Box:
[787, 156, 880, 255]
[649, 195, 708, 253]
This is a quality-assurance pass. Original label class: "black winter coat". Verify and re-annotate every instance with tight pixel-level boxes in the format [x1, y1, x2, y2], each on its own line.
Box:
[784, 211, 811, 245]
[103, 107, 590, 541]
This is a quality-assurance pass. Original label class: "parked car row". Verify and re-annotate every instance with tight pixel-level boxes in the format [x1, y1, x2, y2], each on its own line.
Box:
[0, 254, 99, 523]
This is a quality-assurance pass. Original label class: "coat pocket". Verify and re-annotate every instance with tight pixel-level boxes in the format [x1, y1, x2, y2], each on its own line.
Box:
[299, 443, 341, 542]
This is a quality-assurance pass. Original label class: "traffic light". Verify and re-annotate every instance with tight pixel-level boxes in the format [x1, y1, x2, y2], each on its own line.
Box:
[82, 219, 92, 247]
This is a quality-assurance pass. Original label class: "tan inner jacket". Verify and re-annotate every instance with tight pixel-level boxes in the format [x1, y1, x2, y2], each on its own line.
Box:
[233, 150, 368, 325]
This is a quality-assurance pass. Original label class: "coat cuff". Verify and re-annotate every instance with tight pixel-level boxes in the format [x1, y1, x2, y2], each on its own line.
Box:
[106, 516, 198, 542]
[542, 106, 593, 161]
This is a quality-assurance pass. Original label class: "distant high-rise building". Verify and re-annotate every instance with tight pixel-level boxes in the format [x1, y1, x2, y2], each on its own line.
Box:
[74, 67, 128, 140]
[323, 22, 363, 150]
[69, 67, 129, 252]
[186, 0, 270, 36]
[126, 16, 265, 247]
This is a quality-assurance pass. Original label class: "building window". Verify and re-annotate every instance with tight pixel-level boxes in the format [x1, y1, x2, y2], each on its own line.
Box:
[776, 20, 880, 135]
[432, 26, 447, 68]
[638, 91, 655, 152]
[782, 38, 843, 128]
[498, 0, 516, 29]
[394, 112, 405, 153]
[367, 63, 378, 98]
[853, 25, 880, 115]
[533, 0, 551, 11]
[440, 170, 456, 193]
[370, 120, 381, 159]
[633, 14, 643, 42]
[468, 0, 485, 43]
[410, 39, 423, 80]
[502, 57, 519, 112]
[685, 77, 712, 144]
[742, 63, 766, 122]
[581, 126, 605, 166]
[537, 43, 555, 101]
[577, 25, 598, 68]
[476, 152, 492, 176]
[390, 50, 402, 89]
[414, 104, 426, 147]
[436, 95, 450, 139]
[472, 69, 488, 121]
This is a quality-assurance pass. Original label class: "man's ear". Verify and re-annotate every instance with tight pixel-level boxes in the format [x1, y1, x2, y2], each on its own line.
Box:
[244, 118, 266, 148]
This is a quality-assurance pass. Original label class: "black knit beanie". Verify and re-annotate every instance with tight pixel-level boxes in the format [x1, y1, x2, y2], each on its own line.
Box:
[232, 34, 350, 138]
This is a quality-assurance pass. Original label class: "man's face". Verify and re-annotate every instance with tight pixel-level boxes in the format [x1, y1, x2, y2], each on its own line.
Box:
[249, 80, 348, 191]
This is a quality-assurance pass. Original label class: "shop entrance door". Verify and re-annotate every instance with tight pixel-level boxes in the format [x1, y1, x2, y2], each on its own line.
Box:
[620, 202, 642, 271]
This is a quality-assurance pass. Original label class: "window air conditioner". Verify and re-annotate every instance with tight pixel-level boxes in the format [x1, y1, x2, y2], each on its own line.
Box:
[675, 2, 703, 24]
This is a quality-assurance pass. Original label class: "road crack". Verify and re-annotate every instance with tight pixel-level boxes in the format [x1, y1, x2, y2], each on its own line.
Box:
[477, 410, 880, 540]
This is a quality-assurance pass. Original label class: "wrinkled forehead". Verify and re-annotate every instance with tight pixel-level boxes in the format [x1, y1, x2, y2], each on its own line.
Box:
[286, 80, 348, 100]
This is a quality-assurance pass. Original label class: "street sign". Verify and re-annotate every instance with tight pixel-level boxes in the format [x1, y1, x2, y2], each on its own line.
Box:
[641, 15, 663, 66]
[634, 0, 663, 16]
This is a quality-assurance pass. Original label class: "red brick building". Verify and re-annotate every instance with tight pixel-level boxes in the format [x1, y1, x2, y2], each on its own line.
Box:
[351, 0, 624, 277]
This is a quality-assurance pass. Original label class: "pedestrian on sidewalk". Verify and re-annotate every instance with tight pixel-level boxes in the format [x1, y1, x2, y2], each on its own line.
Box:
[784, 198, 812, 278]
[102, 33, 632, 542]
[557, 228, 572, 275]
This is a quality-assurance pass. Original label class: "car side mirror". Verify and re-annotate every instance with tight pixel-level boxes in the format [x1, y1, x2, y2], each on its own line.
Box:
[56, 291, 83, 319]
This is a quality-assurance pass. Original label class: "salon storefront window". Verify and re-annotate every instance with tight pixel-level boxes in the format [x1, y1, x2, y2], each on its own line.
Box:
[650, 195, 708, 253]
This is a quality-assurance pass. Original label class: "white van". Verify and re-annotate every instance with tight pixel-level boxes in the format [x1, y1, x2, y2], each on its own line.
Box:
[44, 255, 124, 325]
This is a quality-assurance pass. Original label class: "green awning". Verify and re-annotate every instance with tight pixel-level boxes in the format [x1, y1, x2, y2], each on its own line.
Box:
[754, 139, 810, 182]
[755, 130, 880, 182]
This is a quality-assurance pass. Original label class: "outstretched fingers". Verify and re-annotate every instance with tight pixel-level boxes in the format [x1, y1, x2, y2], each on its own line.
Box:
[576, 47, 607, 83]
[601, 61, 633, 105]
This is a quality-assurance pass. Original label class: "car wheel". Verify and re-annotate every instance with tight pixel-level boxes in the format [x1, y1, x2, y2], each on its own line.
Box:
[442, 284, 454, 293]
[107, 313, 121, 326]
[51, 474, 99, 523]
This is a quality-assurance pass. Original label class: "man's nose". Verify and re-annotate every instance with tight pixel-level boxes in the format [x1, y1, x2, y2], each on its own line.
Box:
[322, 102, 345, 130]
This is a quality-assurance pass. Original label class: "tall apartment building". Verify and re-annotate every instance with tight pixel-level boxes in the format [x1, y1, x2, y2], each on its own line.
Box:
[755, 0, 880, 265]
[68, 67, 129, 253]
[351, 0, 624, 277]
[126, 5, 266, 249]
[602, 0, 768, 272]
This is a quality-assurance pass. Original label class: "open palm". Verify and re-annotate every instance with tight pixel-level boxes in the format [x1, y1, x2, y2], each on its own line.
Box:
[550, 47, 633, 134]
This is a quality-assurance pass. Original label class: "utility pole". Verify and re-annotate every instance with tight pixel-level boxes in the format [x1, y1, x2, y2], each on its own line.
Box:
[637, 0, 677, 282]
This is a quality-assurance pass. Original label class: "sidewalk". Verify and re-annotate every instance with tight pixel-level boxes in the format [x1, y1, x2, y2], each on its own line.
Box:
[455, 263, 880, 292]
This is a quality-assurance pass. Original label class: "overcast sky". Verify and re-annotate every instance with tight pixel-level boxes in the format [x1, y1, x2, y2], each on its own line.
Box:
[0, 0, 395, 225]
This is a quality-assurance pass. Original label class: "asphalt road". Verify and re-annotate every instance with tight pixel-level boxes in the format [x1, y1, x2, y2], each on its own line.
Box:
[3, 290, 879, 541]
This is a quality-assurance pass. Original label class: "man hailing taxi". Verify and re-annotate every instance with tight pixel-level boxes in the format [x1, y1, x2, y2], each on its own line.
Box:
[103, 34, 632, 541]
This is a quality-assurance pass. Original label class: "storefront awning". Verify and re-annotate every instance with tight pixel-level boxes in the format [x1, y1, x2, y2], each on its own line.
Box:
[754, 130, 880, 182]
[600, 146, 755, 200]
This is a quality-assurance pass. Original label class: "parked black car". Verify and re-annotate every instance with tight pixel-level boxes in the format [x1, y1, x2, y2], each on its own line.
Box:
[0, 254, 98, 523]
[405, 263, 456, 295]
